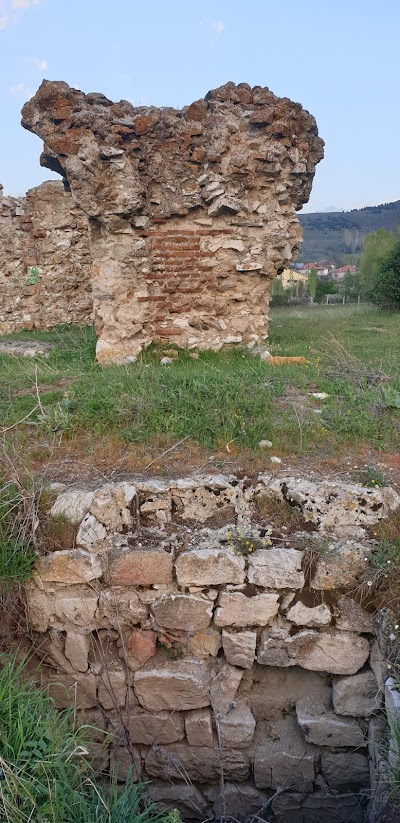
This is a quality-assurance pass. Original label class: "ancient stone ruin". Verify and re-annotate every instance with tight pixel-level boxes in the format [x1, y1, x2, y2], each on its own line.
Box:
[25, 472, 399, 821]
[18, 80, 324, 362]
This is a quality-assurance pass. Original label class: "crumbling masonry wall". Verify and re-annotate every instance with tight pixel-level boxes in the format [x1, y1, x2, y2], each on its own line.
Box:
[0, 181, 92, 333]
[24, 473, 400, 822]
[21, 81, 324, 362]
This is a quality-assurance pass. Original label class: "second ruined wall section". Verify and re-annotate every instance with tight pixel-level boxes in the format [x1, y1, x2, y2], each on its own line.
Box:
[0, 181, 92, 333]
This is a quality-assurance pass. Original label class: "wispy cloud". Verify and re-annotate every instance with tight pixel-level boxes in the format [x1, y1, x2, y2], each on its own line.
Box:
[9, 81, 35, 97]
[199, 18, 225, 44]
[0, 0, 41, 30]
[27, 56, 47, 72]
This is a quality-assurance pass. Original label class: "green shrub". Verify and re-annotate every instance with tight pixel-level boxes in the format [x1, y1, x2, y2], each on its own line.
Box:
[0, 655, 175, 823]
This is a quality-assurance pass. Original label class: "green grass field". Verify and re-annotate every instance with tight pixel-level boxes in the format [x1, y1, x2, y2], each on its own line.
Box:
[0, 304, 399, 457]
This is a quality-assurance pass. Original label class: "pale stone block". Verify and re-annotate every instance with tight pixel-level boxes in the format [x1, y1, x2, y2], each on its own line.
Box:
[51, 490, 94, 526]
[98, 668, 127, 709]
[175, 548, 245, 587]
[64, 631, 90, 672]
[296, 708, 366, 747]
[286, 602, 331, 627]
[96, 588, 148, 628]
[145, 741, 249, 783]
[258, 628, 370, 675]
[36, 549, 102, 584]
[311, 541, 369, 590]
[134, 661, 210, 711]
[332, 669, 380, 717]
[108, 547, 173, 585]
[222, 629, 257, 668]
[152, 594, 213, 632]
[76, 513, 107, 547]
[52, 587, 98, 628]
[215, 592, 279, 627]
[185, 708, 214, 747]
[209, 661, 243, 713]
[217, 703, 256, 748]
[187, 627, 221, 658]
[90, 482, 136, 530]
[129, 710, 185, 745]
[248, 548, 304, 589]
[254, 717, 315, 791]
[335, 595, 375, 633]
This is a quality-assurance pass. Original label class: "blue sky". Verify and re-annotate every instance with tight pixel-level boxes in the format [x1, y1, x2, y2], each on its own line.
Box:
[0, 0, 399, 213]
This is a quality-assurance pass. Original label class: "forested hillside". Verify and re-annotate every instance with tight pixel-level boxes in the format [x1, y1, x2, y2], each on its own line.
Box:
[298, 200, 400, 261]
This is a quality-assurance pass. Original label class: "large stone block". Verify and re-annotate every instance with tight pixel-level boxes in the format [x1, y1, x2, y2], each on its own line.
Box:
[254, 717, 315, 792]
[258, 628, 370, 675]
[215, 592, 279, 627]
[286, 602, 331, 627]
[151, 594, 213, 631]
[332, 669, 380, 717]
[222, 629, 257, 669]
[175, 548, 245, 586]
[36, 549, 102, 584]
[129, 710, 185, 745]
[108, 547, 173, 585]
[50, 490, 94, 525]
[145, 741, 249, 783]
[320, 752, 370, 791]
[148, 781, 210, 821]
[96, 588, 148, 628]
[218, 703, 256, 748]
[296, 708, 366, 747]
[185, 708, 214, 747]
[52, 587, 99, 628]
[134, 660, 210, 711]
[209, 661, 243, 713]
[90, 482, 136, 530]
[248, 548, 304, 589]
[311, 541, 369, 589]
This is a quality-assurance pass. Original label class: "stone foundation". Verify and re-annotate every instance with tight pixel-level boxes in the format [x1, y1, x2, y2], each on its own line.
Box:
[24, 473, 400, 821]
[20, 80, 324, 362]
[0, 181, 92, 333]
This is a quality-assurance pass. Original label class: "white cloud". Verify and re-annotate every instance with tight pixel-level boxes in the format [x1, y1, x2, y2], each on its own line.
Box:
[9, 82, 35, 97]
[0, 0, 41, 29]
[27, 56, 47, 72]
[211, 20, 224, 36]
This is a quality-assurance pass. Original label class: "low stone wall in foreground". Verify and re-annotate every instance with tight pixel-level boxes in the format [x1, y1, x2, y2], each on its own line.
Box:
[25, 473, 400, 822]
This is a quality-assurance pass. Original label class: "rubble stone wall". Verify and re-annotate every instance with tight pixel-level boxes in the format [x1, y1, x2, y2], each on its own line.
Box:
[21, 80, 324, 362]
[0, 181, 92, 333]
[25, 473, 400, 822]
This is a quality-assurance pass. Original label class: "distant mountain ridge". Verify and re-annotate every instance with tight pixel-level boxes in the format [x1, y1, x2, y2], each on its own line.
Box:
[298, 199, 400, 261]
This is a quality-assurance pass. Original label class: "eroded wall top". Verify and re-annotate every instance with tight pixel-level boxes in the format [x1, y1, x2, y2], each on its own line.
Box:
[22, 80, 324, 222]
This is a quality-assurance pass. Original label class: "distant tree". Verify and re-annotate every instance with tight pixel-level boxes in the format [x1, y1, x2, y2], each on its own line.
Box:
[340, 270, 364, 300]
[369, 236, 400, 309]
[307, 269, 318, 302]
[360, 228, 396, 295]
[315, 280, 339, 303]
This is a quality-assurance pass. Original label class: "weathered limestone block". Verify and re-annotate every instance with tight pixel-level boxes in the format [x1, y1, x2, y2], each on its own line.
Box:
[320, 752, 370, 791]
[334, 595, 375, 633]
[126, 628, 157, 670]
[187, 627, 222, 658]
[311, 541, 369, 590]
[64, 631, 90, 672]
[222, 629, 257, 668]
[97, 667, 127, 709]
[248, 548, 304, 589]
[151, 594, 213, 631]
[171, 477, 239, 523]
[44, 672, 98, 709]
[76, 514, 107, 547]
[145, 742, 249, 783]
[218, 703, 256, 748]
[286, 602, 331, 627]
[185, 708, 214, 747]
[96, 588, 148, 628]
[35, 549, 103, 584]
[332, 669, 380, 717]
[129, 710, 185, 745]
[296, 708, 366, 747]
[50, 490, 94, 525]
[215, 592, 279, 627]
[148, 781, 210, 821]
[89, 482, 136, 530]
[175, 548, 245, 587]
[22, 81, 323, 363]
[247, 665, 331, 721]
[258, 628, 370, 674]
[209, 660, 244, 713]
[254, 717, 316, 791]
[264, 475, 400, 536]
[134, 660, 210, 711]
[52, 587, 99, 628]
[108, 547, 173, 585]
